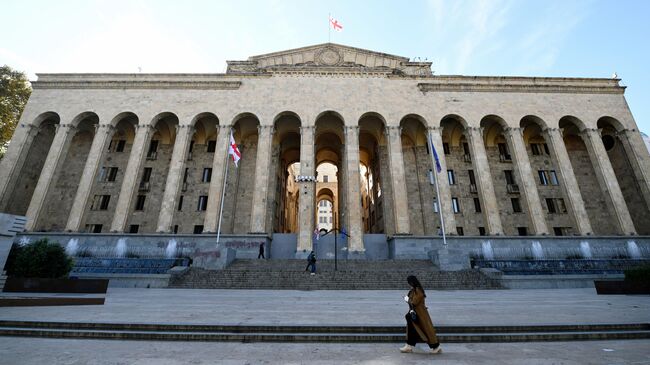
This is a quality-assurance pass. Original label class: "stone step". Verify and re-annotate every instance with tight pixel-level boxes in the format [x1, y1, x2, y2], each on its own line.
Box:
[0, 321, 648, 343]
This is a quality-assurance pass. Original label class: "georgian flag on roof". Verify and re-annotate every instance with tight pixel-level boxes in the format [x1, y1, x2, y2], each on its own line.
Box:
[229, 130, 241, 167]
[329, 16, 343, 32]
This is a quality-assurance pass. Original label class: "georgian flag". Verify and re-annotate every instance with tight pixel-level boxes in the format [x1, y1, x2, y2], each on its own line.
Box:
[229, 130, 241, 167]
[329, 16, 343, 32]
[313, 228, 320, 241]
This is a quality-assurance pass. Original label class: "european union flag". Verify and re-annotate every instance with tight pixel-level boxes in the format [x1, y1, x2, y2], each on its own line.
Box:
[429, 134, 442, 173]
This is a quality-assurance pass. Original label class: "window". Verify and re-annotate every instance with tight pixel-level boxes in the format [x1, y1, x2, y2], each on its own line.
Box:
[498, 143, 511, 160]
[447, 170, 456, 185]
[433, 197, 439, 213]
[173, 225, 179, 234]
[538, 170, 549, 185]
[85, 224, 102, 233]
[504, 170, 515, 185]
[135, 195, 146, 211]
[115, 140, 126, 152]
[511, 198, 522, 213]
[148, 140, 159, 154]
[202, 168, 212, 183]
[549, 170, 559, 185]
[557, 198, 567, 213]
[91, 195, 110, 210]
[323, 175, 329, 183]
[452, 197, 460, 213]
[456, 227, 464, 236]
[142, 168, 152, 183]
[189, 140, 195, 153]
[517, 227, 528, 236]
[546, 198, 556, 214]
[129, 225, 139, 234]
[531, 143, 541, 155]
[468, 170, 476, 185]
[473, 198, 481, 213]
[197, 195, 208, 211]
[100, 167, 118, 182]
[183, 168, 189, 183]
[478, 227, 486, 236]
[543, 143, 550, 155]
[177, 195, 184, 211]
[329, 217, 332, 223]
[546, 198, 566, 214]
[428, 169, 435, 185]
[207, 140, 216, 153]
[553, 227, 564, 236]
[194, 225, 204, 234]
[443, 142, 450, 155]
[463, 142, 470, 155]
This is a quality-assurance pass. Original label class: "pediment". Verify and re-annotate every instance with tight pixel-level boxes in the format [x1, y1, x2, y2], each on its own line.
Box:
[226, 43, 432, 76]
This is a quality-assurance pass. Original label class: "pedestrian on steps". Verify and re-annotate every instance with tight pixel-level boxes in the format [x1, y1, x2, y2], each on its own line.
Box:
[305, 251, 317, 275]
[400, 275, 442, 354]
[258, 242, 265, 259]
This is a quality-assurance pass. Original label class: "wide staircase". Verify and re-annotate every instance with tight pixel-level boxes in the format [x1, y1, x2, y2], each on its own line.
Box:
[169, 259, 502, 290]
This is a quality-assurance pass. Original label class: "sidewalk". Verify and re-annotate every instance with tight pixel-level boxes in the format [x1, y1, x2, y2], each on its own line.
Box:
[0, 288, 648, 326]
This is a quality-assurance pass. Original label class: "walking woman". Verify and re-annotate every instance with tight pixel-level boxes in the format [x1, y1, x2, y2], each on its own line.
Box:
[400, 275, 442, 354]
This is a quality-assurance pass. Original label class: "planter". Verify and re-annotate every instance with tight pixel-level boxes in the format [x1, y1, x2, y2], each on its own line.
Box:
[594, 280, 650, 295]
[3, 277, 108, 293]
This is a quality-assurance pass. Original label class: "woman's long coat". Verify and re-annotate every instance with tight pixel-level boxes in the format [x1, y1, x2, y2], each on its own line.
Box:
[407, 287, 438, 344]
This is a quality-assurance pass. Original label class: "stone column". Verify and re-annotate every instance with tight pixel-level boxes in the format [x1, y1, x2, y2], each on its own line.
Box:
[110, 124, 154, 232]
[249, 125, 275, 233]
[297, 126, 315, 253]
[156, 125, 194, 232]
[543, 128, 592, 235]
[344, 126, 364, 253]
[428, 127, 456, 235]
[581, 128, 636, 235]
[65, 123, 115, 232]
[617, 129, 650, 213]
[204, 125, 232, 233]
[0, 124, 39, 211]
[504, 127, 549, 235]
[25, 123, 77, 231]
[465, 127, 504, 235]
[385, 126, 411, 234]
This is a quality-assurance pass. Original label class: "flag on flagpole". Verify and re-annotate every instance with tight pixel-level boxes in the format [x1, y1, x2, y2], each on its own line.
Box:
[429, 134, 442, 173]
[313, 228, 320, 241]
[329, 16, 343, 32]
[228, 130, 241, 167]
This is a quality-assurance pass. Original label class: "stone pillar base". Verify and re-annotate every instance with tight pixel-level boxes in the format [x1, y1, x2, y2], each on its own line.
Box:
[430, 247, 469, 271]
[347, 250, 367, 260]
[192, 248, 236, 270]
[294, 250, 310, 259]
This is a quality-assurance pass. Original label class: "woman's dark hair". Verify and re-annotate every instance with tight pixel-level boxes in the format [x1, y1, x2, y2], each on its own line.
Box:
[407, 275, 426, 297]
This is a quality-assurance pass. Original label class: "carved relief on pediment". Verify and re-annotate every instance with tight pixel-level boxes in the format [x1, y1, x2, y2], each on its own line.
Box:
[315, 47, 342, 66]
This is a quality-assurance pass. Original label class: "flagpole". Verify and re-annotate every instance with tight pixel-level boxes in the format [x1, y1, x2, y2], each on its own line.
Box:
[216, 129, 232, 247]
[328, 13, 331, 42]
[428, 130, 447, 246]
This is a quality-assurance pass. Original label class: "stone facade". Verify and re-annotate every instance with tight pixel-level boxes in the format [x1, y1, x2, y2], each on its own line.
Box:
[0, 43, 649, 256]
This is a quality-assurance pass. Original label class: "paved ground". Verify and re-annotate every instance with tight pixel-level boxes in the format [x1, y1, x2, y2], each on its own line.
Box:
[0, 337, 649, 364]
[0, 288, 648, 326]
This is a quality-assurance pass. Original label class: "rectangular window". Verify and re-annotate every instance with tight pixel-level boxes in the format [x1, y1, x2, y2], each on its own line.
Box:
[202, 168, 212, 183]
[543, 143, 550, 155]
[98, 167, 107, 182]
[538, 170, 549, 185]
[517, 227, 528, 236]
[177, 195, 184, 211]
[456, 227, 464, 236]
[504, 170, 515, 185]
[468, 170, 476, 185]
[189, 140, 195, 153]
[531, 143, 541, 155]
[428, 169, 435, 185]
[142, 167, 152, 183]
[197, 195, 208, 211]
[478, 227, 486, 236]
[183, 168, 189, 183]
[452, 197, 460, 213]
[498, 143, 511, 160]
[135, 195, 146, 211]
[173, 225, 179, 234]
[129, 225, 139, 234]
[329, 217, 332, 223]
[447, 170, 456, 185]
[443, 142, 450, 155]
[323, 175, 329, 183]
[85, 224, 103, 233]
[107, 167, 118, 182]
[207, 140, 216, 153]
[474, 197, 481, 213]
[463, 142, 470, 155]
[91, 195, 111, 210]
[553, 227, 564, 236]
[116, 140, 126, 152]
[546, 198, 556, 213]
[511, 198, 522, 213]
[148, 140, 159, 154]
[550, 170, 559, 185]
[557, 198, 567, 213]
[433, 197, 439, 213]
[193, 225, 204, 234]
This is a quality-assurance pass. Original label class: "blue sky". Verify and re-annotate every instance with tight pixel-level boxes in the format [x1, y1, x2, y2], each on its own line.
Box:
[1, 0, 649, 133]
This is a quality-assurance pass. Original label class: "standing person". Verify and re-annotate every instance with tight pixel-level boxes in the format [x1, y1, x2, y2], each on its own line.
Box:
[400, 275, 442, 354]
[258, 242, 265, 259]
[305, 251, 317, 275]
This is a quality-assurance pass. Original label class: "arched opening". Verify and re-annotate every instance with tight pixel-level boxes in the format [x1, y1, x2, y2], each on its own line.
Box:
[559, 116, 616, 235]
[5, 112, 61, 216]
[440, 114, 476, 236]
[37, 112, 99, 231]
[316, 164, 338, 231]
[597, 117, 649, 234]
[171, 113, 219, 234]
[315, 112, 345, 233]
[359, 114, 386, 233]
[82, 112, 138, 233]
[126, 112, 179, 233]
[272, 112, 301, 233]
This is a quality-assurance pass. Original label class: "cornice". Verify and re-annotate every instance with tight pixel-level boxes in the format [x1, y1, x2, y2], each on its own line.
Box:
[32, 80, 243, 90]
[417, 77, 625, 94]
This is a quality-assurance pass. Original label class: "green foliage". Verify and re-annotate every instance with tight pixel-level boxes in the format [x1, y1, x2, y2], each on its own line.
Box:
[6, 238, 73, 278]
[624, 265, 650, 283]
[0, 65, 32, 159]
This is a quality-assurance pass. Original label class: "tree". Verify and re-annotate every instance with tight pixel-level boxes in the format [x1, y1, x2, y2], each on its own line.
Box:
[0, 65, 32, 159]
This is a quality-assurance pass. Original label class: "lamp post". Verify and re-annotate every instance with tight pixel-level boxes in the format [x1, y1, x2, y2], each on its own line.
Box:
[321, 226, 349, 271]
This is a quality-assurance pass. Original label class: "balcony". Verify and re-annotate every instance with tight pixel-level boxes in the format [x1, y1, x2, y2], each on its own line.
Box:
[146, 151, 158, 160]
[463, 154, 472, 163]
[507, 183, 520, 194]
[469, 184, 478, 193]
[138, 181, 150, 192]
[499, 154, 512, 162]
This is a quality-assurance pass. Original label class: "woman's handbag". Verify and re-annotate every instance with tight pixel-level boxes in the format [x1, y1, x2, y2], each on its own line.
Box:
[409, 306, 418, 322]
